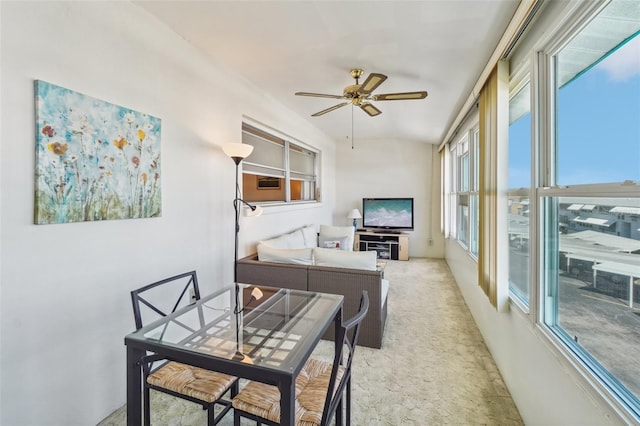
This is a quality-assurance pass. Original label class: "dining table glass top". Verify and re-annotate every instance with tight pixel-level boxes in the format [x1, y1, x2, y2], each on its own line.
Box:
[126, 284, 343, 374]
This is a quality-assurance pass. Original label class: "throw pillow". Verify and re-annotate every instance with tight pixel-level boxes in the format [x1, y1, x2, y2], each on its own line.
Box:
[318, 236, 349, 250]
[299, 224, 318, 248]
[318, 225, 355, 251]
[257, 244, 313, 265]
[312, 248, 377, 271]
[260, 229, 305, 249]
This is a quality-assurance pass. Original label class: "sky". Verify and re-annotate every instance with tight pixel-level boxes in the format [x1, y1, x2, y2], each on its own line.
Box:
[508, 33, 640, 189]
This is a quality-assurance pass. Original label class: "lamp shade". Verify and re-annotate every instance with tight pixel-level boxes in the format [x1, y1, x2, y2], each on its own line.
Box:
[347, 209, 362, 219]
[249, 287, 264, 302]
[222, 143, 254, 161]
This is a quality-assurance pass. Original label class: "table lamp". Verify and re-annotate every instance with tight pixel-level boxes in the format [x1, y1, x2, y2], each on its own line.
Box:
[348, 208, 362, 231]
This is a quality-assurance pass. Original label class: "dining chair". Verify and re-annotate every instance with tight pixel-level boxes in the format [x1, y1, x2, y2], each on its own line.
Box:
[130, 271, 238, 426]
[231, 290, 370, 426]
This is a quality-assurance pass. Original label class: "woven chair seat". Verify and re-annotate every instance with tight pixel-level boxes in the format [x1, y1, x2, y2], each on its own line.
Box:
[232, 358, 345, 426]
[147, 361, 236, 404]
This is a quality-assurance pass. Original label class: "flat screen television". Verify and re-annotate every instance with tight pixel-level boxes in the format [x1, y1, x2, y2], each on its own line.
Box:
[362, 198, 414, 231]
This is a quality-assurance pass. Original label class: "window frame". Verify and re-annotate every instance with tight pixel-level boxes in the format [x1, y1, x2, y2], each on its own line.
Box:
[532, 1, 640, 420]
[441, 0, 640, 422]
[241, 122, 320, 206]
[470, 127, 480, 257]
[507, 66, 534, 310]
[448, 124, 480, 259]
[448, 143, 458, 239]
[457, 133, 470, 248]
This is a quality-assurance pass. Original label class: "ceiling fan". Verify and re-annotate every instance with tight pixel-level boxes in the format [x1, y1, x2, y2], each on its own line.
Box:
[295, 68, 428, 117]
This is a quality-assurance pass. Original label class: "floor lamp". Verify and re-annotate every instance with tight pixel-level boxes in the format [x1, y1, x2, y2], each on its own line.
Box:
[222, 143, 262, 363]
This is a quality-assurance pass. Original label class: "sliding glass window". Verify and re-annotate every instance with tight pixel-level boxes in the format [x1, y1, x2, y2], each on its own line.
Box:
[241, 123, 318, 204]
[448, 127, 479, 258]
[508, 81, 531, 304]
[457, 135, 470, 248]
[448, 143, 458, 239]
[540, 1, 640, 417]
[470, 128, 479, 257]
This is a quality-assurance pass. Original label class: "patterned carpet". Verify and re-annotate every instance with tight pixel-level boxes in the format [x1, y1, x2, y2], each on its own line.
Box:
[100, 258, 523, 425]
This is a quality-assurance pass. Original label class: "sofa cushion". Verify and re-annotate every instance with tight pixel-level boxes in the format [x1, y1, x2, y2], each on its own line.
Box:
[381, 278, 389, 308]
[318, 236, 349, 250]
[260, 229, 305, 249]
[313, 248, 377, 271]
[318, 225, 355, 251]
[299, 225, 318, 248]
[257, 244, 313, 265]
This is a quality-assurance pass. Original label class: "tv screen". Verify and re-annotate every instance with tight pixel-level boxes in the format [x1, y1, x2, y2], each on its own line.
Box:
[362, 198, 414, 231]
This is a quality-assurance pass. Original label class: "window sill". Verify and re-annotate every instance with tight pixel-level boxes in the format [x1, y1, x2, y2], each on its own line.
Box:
[534, 323, 640, 424]
[243, 201, 322, 215]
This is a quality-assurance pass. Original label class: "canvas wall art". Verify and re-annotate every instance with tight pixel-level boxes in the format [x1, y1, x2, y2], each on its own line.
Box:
[34, 80, 162, 224]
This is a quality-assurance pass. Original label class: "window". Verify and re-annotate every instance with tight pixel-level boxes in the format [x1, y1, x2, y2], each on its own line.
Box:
[241, 123, 319, 204]
[539, 2, 640, 418]
[508, 81, 531, 304]
[457, 135, 470, 247]
[448, 144, 458, 239]
[441, 0, 640, 420]
[448, 125, 479, 257]
[470, 128, 479, 256]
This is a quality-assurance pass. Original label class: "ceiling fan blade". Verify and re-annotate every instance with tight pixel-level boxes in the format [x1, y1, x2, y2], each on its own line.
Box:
[295, 92, 344, 100]
[360, 103, 382, 117]
[311, 102, 350, 117]
[357, 73, 388, 95]
[374, 91, 428, 101]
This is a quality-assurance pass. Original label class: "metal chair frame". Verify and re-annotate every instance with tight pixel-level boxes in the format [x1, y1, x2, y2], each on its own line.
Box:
[233, 291, 370, 426]
[130, 271, 238, 426]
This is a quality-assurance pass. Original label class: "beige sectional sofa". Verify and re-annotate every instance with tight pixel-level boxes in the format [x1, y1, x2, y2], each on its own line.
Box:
[236, 225, 389, 349]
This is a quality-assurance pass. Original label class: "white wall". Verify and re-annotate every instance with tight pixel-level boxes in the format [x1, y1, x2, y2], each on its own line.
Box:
[445, 241, 623, 425]
[335, 138, 444, 258]
[0, 2, 335, 425]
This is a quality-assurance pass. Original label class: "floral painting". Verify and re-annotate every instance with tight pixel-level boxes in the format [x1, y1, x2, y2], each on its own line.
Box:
[34, 80, 161, 224]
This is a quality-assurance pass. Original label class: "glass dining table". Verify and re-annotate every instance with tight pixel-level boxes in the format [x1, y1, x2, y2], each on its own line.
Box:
[124, 283, 344, 426]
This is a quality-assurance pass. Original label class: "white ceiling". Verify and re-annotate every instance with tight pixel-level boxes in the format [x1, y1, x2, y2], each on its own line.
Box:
[135, 0, 520, 145]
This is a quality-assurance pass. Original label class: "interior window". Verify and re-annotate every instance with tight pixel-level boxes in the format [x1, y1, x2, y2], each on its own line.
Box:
[241, 123, 318, 204]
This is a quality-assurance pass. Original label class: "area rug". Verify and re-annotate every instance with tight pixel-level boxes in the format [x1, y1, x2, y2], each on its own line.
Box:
[99, 258, 522, 425]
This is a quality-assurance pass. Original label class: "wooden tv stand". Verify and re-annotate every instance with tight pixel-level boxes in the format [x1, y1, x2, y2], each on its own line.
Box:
[355, 231, 409, 261]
